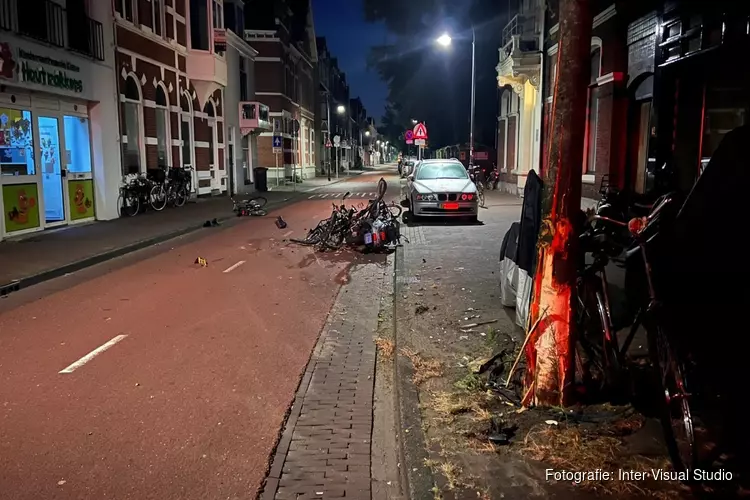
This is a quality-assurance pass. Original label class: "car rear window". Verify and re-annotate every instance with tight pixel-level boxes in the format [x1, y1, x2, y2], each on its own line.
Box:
[416, 163, 468, 180]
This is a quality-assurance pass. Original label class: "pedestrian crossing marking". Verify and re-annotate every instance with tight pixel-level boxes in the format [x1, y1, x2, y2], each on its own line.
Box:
[306, 192, 377, 199]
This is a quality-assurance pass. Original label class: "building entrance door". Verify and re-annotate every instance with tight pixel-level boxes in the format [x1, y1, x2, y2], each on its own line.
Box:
[62, 115, 95, 222]
[37, 115, 66, 224]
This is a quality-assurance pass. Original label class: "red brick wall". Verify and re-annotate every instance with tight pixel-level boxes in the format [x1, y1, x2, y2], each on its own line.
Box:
[115, 4, 225, 185]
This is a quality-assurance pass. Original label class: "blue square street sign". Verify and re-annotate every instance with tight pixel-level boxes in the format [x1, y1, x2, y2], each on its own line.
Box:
[272, 135, 282, 150]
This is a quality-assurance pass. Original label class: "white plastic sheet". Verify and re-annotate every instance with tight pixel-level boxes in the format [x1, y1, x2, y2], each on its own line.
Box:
[499, 257, 519, 307]
[516, 269, 533, 328]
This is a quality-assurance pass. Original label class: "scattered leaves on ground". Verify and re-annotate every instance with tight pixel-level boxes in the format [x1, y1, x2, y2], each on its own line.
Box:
[401, 347, 443, 384]
[375, 337, 395, 359]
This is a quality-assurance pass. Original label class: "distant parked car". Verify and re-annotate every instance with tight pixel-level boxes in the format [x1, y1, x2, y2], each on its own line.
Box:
[403, 159, 478, 222]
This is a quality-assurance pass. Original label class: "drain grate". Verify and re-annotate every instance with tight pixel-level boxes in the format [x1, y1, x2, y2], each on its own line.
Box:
[0, 280, 20, 297]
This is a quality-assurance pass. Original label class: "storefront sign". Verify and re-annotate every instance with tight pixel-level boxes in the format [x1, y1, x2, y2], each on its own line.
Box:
[19, 49, 83, 93]
[0, 41, 86, 94]
[68, 179, 95, 221]
[2, 183, 40, 232]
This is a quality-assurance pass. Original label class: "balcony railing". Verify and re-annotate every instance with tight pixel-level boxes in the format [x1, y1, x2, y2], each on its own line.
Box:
[239, 102, 272, 132]
[0, 0, 105, 61]
[501, 14, 539, 47]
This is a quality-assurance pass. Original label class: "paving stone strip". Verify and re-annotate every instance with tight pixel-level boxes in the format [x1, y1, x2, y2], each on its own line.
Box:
[261, 261, 386, 500]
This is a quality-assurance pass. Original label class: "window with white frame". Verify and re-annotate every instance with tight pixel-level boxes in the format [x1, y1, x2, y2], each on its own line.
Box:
[122, 76, 142, 174]
[242, 134, 252, 184]
[117, 0, 136, 23]
[180, 92, 193, 168]
[152, 0, 164, 37]
[155, 85, 170, 168]
[205, 101, 216, 166]
[212, 0, 223, 29]
[585, 46, 602, 173]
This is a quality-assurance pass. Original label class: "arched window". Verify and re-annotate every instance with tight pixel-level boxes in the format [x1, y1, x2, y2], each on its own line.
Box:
[180, 91, 193, 169]
[585, 45, 602, 173]
[122, 75, 142, 174]
[204, 100, 216, 167]
[155, 85, 170, 168]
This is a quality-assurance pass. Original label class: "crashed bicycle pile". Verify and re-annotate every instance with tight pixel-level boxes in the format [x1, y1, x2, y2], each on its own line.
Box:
[291, 178, 405, 253]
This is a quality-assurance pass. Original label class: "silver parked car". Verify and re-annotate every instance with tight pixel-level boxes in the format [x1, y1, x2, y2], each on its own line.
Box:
[404, 159, 478, 221]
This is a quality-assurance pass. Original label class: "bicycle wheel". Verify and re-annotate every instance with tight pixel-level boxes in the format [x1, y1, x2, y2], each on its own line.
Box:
[249, 196, 267, 208]
[149, 184, 167, 211]
[647, 322, 697, 475]
[118, 192, 140, 217]
[250, 208, 268, 216]
[477, 185, 486, 208]
[388, 203, 403, 218]
[175, 185, 188, 207]
[291, 220, 329, 245]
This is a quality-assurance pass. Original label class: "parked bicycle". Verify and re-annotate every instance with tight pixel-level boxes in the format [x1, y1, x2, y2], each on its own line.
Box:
[576, 190, 700, 476]
[117, 166, 194, 217]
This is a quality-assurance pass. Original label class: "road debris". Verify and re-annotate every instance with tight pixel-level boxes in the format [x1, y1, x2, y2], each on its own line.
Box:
[459, 319, 497, 329]
[195, 257, 208, 267]
[275, 216, 287, 229]
[415, 304, 429, 315]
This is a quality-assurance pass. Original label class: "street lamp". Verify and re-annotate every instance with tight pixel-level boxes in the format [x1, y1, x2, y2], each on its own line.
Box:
[436, 28, 477, 168]
[337, 105, 346, 114]
[365, 131, 370, 136]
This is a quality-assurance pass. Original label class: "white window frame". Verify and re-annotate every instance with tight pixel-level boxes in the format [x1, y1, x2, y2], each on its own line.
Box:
[154, 83, 171, 168]
[121, 75, 145, 175]
[212, 0, 223, 30]
[151, 0, 165, 38]
[119, 0, 137, 24]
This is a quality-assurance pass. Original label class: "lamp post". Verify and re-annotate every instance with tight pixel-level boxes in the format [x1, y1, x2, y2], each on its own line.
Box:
[437, 28, 476, 168]
[335, 104, 346, 178]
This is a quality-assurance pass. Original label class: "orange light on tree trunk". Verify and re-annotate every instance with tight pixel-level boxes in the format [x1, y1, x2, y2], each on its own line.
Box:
[523, 0, 594, 407]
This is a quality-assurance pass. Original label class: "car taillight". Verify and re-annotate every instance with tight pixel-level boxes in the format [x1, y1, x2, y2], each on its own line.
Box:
[460, 193, 474, 201]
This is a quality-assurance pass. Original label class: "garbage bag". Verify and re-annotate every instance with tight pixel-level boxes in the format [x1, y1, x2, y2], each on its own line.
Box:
[516, 269, 533, 328]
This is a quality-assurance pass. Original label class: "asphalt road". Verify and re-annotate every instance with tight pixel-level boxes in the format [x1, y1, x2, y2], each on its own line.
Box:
[0, 169, 400, 500]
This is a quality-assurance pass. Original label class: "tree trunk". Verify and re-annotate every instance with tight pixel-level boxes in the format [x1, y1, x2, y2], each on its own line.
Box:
[523, 0, 594, 407]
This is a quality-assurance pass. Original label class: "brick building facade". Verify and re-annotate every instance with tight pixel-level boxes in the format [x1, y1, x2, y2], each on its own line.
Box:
[114, 0, 227, 196]
[244, 0, 317, 180]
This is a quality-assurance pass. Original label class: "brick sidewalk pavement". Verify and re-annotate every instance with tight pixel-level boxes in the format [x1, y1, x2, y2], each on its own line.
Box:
[261, 260, 387, 500]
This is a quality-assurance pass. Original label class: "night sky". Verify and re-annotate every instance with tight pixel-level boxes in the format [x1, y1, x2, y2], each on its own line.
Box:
[312, 0, 388, 122]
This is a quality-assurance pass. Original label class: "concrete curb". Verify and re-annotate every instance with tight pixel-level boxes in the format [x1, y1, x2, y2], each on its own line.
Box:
[0, 194, 303, 297]
[393, 245, 436, 500]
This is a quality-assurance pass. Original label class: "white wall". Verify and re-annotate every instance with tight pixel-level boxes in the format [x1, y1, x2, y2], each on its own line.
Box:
[89, 0, 122, 220]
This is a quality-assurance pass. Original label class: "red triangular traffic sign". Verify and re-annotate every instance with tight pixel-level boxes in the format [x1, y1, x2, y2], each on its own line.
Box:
[413, 122, 428, 140]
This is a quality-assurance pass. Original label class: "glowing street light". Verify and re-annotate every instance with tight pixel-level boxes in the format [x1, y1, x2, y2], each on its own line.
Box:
[336, 105, 345, 114]
[436, 28, 477, 167]
[436, 33, 452, 47]
[365, 131, 370, 136]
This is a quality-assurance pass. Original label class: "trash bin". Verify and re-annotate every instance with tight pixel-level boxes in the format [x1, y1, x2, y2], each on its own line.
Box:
[254, 167, 269, 192]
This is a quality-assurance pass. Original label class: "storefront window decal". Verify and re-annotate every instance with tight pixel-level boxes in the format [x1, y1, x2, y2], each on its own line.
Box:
[0, 108, 35, 176]
[3, 183, 40, 232]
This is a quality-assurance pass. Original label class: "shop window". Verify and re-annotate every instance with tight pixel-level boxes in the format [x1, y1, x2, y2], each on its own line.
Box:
[122, 76, 142, 174]
[63, 116, 92, 174]
[0, 108, 35, 176]
[155, 85, 170, 168]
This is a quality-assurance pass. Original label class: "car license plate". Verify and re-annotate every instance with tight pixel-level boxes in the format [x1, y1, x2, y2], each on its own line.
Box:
[442, 202, 459, 210]
[364, 233, 373, 244]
